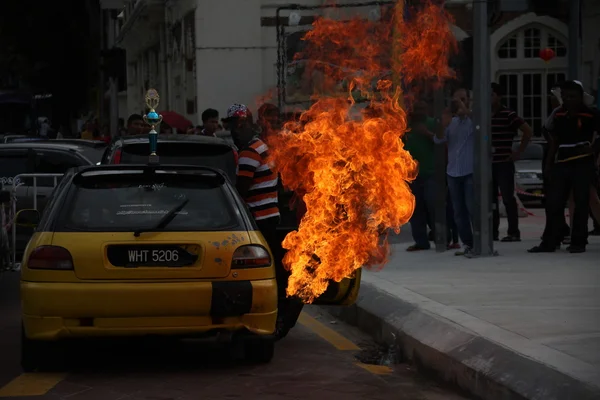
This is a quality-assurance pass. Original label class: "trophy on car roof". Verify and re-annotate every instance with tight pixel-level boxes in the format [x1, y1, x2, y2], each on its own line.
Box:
[143, 88, 162, 164]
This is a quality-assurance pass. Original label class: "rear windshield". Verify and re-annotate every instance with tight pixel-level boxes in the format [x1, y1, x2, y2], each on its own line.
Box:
[58, 172, 244, 232]
[80, 147, 105, 164]
[121, 142, 236, 180]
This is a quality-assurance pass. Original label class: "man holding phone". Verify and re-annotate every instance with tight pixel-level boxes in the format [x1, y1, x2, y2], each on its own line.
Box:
[435, 88, 475, 256]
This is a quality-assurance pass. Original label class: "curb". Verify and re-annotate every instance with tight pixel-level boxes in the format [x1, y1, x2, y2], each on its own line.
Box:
[324, 281, 600, 400]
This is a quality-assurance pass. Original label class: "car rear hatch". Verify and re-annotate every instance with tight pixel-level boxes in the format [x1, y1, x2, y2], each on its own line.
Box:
[120, 142, 237, 183]
[50, 167, 248, 280]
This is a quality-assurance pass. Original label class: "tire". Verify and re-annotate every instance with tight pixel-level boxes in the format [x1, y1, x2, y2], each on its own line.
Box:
[21, 324, 61, 372]
[244, 337, 275, 364]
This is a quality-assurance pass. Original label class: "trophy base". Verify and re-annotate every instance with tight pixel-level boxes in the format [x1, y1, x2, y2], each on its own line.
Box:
[148, 154, 160, 164]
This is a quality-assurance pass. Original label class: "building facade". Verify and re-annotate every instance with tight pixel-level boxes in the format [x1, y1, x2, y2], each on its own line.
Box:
[101, 0, 599, 130]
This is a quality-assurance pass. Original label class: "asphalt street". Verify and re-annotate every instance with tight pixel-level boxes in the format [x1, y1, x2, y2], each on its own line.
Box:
[0, 272, 468, 400]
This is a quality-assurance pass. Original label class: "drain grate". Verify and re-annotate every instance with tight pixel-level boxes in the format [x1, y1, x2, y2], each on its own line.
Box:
[355, 340, 401, 366]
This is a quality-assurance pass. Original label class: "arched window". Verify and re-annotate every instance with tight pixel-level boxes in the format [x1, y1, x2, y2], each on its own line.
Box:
[495, 24, 568, 135]
[497, 34, 517, 59]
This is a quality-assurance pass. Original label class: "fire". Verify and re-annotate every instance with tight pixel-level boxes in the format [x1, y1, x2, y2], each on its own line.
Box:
[267, 1, 457, 303]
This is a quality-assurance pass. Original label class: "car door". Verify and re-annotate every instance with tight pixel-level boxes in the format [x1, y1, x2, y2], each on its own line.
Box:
[273, 226, 362, 307]
[32, 149, 86, 212]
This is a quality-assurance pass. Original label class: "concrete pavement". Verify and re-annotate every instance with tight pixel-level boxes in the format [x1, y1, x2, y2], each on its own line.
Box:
[330, 212, 600, 400]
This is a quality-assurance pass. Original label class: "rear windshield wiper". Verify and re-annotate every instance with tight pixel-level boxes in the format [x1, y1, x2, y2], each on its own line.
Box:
[133, 198, 189, 237]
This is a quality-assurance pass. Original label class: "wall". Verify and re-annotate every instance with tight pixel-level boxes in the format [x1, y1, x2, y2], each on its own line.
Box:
[193, 0, 263, 121]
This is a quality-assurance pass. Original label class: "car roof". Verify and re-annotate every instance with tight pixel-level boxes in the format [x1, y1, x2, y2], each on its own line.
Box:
[53, 139, 107, 147]
[0, 142, 88, 152]
[118, 134, 234, 146]
[70, 163, 230, 179]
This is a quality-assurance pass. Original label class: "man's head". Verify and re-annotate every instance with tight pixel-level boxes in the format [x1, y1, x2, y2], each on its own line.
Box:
[224, 104, 254, 148]
[561, 80, 585, 111]
[201, 108, 219, 135]
[127, 114, 144, 135]
[491, 83, 503, 108]
[451, 88, 469, 115]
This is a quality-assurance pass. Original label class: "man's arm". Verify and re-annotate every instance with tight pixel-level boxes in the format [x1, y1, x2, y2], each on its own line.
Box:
[414, 122, 434, 141]
[508, 111, 531, 159]
[236, 149, 260, 198]
[517, 122, 533, 153]
[434, 108, 452, 143]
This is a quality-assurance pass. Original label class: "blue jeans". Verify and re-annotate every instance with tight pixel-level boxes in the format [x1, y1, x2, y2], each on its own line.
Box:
[446, 191, 459, 243]
[447, 174, 474, 248]
[409, 174, 436, 248]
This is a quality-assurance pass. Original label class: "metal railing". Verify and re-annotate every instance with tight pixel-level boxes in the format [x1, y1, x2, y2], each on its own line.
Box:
[10, 173, 63, 269]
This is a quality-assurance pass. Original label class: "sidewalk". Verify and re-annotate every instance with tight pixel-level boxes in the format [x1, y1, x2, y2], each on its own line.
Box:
[327, 216, 600, 400]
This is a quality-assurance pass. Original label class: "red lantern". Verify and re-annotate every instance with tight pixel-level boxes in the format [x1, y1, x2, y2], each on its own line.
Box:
[539, 48, 556, 63]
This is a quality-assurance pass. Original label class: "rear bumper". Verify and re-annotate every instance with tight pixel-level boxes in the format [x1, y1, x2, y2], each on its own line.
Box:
[21, 279, 277, 340]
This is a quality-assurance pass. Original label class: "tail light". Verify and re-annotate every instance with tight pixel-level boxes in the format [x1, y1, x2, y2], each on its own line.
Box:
[111, 148, 122, 164]
[27, 246, 74, 270]
[231, 245, 271, 269]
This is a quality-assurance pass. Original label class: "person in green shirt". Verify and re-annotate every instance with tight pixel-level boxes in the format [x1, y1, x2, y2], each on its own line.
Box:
[404, 101, 437, 251]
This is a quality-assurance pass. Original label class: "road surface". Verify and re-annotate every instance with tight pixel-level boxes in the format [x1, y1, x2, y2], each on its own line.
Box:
[0, 272, 468, 400]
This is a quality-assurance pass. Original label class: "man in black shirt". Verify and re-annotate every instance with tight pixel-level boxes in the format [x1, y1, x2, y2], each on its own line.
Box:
[490, 83, 533, 242]
[541, 88, 571, 243]
[529, 81, 600, 253]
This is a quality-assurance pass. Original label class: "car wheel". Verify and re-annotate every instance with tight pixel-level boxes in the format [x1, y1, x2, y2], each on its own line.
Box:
[244, 336, 275, 364]
[21, 324, 61, 372]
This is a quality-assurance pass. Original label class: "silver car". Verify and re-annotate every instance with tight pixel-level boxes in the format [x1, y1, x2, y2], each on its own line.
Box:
[514, 142, 544, 204]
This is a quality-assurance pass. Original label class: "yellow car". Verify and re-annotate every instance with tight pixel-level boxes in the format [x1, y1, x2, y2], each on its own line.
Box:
[17, 164, 361, 371]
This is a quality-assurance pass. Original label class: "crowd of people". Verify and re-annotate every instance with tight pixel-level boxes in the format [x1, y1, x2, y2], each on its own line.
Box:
[405, 80, 600, 256]
[72, 81, 600, 260]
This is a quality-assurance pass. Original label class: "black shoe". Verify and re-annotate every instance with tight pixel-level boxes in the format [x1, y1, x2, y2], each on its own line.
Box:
[501, 235, 521, 242]
[567, 245, 586, 253]
[589, 229, 600, 236]
[527, 243, 555, 253]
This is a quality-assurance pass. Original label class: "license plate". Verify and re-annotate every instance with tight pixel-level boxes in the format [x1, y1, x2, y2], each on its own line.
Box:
[107, 245, 200, 268]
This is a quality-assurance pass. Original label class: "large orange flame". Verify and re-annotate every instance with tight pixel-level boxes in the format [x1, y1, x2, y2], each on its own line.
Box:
[268, 1, 457, 303]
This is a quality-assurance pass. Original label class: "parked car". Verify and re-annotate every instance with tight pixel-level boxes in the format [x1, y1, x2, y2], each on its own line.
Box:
[3, 135, 31, 143]
[100, 134, 238, 182]
[0, 142, 100, 253]
[16, 163, 362, 370]
[514, 142, 545, 204]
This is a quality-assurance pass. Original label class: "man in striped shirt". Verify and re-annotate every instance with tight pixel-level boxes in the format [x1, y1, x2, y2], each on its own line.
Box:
[490, 83, 533, 242]
[228, 103, 301, 338]
[226, 104, 281, 227]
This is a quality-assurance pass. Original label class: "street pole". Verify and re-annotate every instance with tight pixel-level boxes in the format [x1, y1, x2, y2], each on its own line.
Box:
[568, 0, 581, 80]
[109, 77, 119, 138]
[471, 0, 494, 256]
[99, 9, 106, 126]
[433, 88, 447, 252]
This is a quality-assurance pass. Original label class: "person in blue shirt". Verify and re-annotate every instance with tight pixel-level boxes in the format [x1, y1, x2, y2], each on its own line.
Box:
[434, 88, 474, 256]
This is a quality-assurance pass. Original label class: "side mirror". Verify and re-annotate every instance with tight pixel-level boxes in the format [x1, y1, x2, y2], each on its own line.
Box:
[15, 209, 40, 228]
[0, 190, 11, 204]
